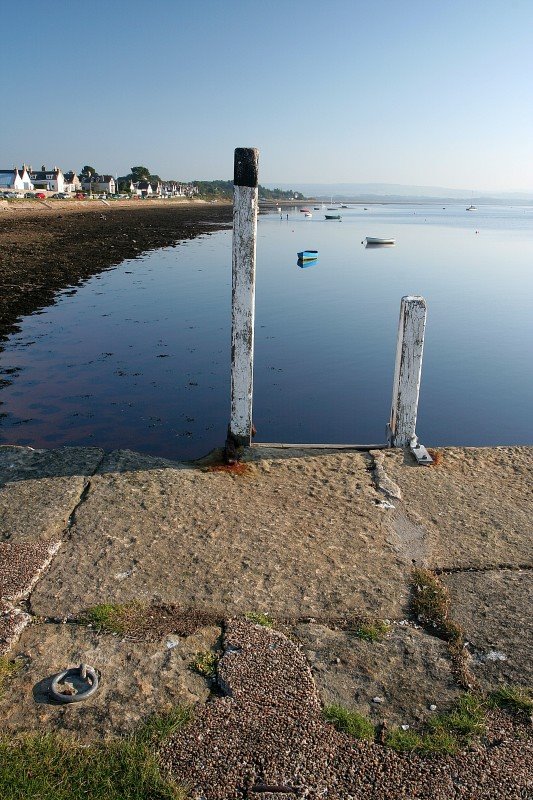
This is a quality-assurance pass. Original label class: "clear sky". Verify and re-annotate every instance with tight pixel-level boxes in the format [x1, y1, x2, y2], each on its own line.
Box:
[1, 0, 532, 191]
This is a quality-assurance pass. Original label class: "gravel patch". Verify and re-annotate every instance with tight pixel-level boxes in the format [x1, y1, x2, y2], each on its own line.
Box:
[0, 603, 30, 656]
[160, 619, 533, 799]
[0, 540, 61, 602]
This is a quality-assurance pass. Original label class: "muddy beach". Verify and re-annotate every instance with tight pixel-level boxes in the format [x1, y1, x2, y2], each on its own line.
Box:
[0, 200, 232, 341]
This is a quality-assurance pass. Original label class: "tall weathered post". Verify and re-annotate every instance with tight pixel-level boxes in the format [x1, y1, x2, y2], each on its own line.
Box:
[227, 147, 259, 459]
[388, 295, 427, 448]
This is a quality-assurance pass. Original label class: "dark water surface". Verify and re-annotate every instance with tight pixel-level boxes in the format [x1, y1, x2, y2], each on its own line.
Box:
[1, 205, 532, 458]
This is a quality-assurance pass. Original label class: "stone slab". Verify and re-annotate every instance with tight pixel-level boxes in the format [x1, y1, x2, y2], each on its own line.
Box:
[292, 621, 461, 727]
[384, 447, 533, 569]
[442, 569, 533, 690]
[30, 452, 410, 619]
[0, 446, 104, 543]
[0, 622, 221, 739]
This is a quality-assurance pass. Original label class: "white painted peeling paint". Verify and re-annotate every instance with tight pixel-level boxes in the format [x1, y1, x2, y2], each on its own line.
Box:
[230, 183, 258, 443]
[389, 296, 427, 447]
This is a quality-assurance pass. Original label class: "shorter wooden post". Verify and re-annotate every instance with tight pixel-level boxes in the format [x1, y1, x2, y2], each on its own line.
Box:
[388, 295, 427, 447]
[229, 147, 259, 451]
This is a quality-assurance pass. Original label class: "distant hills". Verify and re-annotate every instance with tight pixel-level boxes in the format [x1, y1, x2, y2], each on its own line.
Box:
[262, 182, 533, 203]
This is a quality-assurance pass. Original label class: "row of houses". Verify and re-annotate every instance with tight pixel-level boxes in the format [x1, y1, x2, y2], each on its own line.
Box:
[0, 165, 199, 198]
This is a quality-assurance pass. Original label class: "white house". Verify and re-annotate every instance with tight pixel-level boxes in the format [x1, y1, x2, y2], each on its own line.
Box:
[19, 165, 34, 190]
[30, 166, 65, 193]
[0, 168, 29, 192]
[80, 174, 116, 195]
[64, 170, 82, 194]
[134, 180, 152, 197]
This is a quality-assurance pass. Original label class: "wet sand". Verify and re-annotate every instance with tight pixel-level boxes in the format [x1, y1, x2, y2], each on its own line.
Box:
[0, 199, 232, 341]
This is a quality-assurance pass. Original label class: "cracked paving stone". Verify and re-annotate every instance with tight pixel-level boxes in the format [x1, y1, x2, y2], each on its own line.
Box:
[0, 445, 104, 543]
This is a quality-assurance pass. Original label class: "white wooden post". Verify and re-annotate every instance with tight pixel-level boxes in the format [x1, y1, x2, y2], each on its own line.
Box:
[388, 295, 427, 447]
[229, 147, 259, 448]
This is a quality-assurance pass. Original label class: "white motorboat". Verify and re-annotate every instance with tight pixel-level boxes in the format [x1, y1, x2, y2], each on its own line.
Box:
[365, 236, 395, 245]
[466, 205, 477, 211]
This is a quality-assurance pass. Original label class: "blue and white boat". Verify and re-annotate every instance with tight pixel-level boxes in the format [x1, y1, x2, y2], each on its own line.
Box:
[297, 249, 319, 261]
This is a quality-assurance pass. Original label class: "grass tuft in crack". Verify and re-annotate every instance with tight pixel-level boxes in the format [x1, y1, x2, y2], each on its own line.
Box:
[189, 651, 218, 679]
[410, 568, 470, 688]
[0, 707, 191, 800]
[352, 620, 390, 643]
[0, 657, 22, 700]
[80, 602, 142, 635]
[488, 685, 533, 715]
[411, 569, 457, 639]
[323, 704, 375, 741]
[385, 693, 485, 755]
[245, 611, 275, 628]
[428, 693, 485, 742]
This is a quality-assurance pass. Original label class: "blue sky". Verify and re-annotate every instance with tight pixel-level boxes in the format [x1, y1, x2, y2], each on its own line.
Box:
[2, 0, 532, 191]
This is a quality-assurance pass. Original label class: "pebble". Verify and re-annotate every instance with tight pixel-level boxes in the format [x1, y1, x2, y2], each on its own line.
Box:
[159, 620, 533, 800]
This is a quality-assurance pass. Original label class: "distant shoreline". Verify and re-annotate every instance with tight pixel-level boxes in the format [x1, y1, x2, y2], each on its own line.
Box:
[260, 197, 533, 206]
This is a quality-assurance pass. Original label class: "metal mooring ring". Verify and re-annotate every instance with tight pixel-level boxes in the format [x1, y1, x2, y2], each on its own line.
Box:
[50, 663, 99, 704]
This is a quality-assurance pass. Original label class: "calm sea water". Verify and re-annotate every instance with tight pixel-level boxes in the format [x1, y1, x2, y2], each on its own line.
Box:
[1, 204, 532, 459]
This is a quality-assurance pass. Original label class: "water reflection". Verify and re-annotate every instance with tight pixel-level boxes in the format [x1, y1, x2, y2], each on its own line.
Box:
[0, 204, 532, 457]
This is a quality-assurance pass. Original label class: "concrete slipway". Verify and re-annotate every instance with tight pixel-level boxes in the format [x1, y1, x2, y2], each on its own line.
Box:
[0, 443, 531, 797]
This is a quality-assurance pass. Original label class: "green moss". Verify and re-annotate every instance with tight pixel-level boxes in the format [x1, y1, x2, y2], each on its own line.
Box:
[418, 728, 459, 755]
[429, 693, 485, 743]
[80, 602, 142, 635]
[353, 621, 390, 642]
[410, 569, 463, 645]
[488, 685, 533, 714]
[189, 651, 218, 679]
[0, 657, 22, 700]
[244, 612, 274, 628]
[136, 706, 193, 745]
[0, 708, 191, 800]
[323, 704, 375, 741]
[385, 694, 486, 756]
[385, 728, 422, 752]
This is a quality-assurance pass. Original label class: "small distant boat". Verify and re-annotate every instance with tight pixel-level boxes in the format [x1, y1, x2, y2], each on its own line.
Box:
[341, 204, 348, 208]
[300, 208, 311, 213]
[466, 205, 477, 211]
[304, 212, 312, 217]
[325, 214, 341, 220]
[297, 249, 318, 260]
[326, 207, 336, 210]
[365, 236, 395, 245]
[313, 206, 320, 210]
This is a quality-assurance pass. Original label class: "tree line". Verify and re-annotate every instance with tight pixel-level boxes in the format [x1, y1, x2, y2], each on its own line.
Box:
[80, 167, 303, 199]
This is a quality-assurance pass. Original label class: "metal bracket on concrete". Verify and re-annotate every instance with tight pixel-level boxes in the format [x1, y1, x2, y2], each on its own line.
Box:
[409, 438, 433, 465]
[50, 663, 99, 704]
